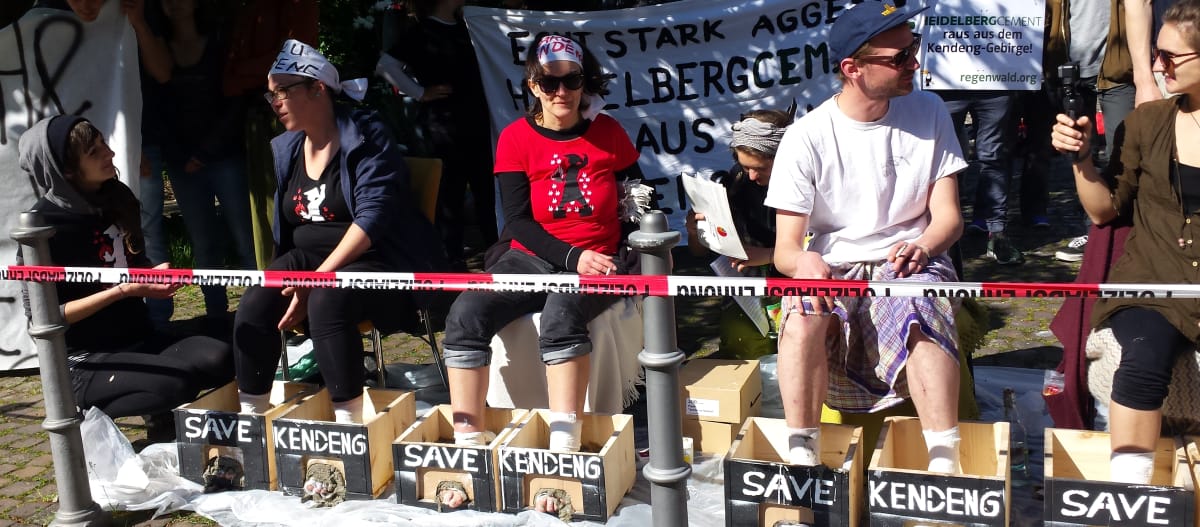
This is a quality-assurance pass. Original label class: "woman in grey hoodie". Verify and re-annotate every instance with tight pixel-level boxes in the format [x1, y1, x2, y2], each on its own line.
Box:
[19, 115, 233, 438]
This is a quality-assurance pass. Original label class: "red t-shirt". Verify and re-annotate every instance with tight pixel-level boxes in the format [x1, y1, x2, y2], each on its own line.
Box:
[494, 114, 639, 255]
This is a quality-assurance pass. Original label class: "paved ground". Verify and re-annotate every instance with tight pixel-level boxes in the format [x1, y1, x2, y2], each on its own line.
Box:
[0, 152, 1087, 525]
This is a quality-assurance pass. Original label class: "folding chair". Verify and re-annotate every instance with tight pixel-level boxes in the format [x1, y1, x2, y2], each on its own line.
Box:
[279, 158, 448, 389]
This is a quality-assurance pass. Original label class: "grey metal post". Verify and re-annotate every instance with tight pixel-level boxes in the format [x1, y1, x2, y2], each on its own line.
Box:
[628, 211, 690, 526]
[11, 212, 109, 527]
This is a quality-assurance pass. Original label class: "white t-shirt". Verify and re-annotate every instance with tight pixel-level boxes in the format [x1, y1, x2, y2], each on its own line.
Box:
[765, 90, 967, 265]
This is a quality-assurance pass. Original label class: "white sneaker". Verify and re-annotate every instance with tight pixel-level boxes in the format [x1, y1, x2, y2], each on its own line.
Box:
[1055, 234, 1088, 262]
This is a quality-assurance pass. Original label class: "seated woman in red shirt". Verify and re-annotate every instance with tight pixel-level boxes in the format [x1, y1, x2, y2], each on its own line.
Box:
[440, 34, 644, 511]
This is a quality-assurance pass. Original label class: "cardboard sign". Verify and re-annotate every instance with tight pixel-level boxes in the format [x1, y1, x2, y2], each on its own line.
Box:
[917, 0, 1046, 90]
[1044, 479, 1192, 526]
[868, 470, 1007, 526]
[725, 461, 851, 525]
[274, 420, 375, 498]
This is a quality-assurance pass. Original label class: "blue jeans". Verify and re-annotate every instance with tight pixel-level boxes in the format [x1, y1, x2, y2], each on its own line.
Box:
[139, 145, 172, 326]
[940, 91, 1015, 233]
[166, 157, 256, 316]
[442, 249, 618, 369]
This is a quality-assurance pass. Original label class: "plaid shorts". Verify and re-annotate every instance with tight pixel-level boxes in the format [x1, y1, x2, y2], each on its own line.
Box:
[780, 255, 960, 413]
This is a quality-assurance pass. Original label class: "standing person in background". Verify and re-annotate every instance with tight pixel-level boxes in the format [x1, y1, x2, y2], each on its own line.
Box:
[222, 0, 319, 269]
[233, 41, 442, 425]
[767, 2, 968, 473]
[1052, 0, 1200, 482]
[19, 116, 233, 440]
[935, 91, 1023, 265]
[383, 0, 499, 270]
[440, 35, 645, 514]
[136, 0, 174, 329]
[159, 0, 255, 328]
[1026, 0, 1110, 262]
[685, 107, 793, 360]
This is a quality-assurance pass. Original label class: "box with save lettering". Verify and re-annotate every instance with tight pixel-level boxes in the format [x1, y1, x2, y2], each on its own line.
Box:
[724, 417, 863, 527]
[174, 380, 315, 492]
[393, 405, 526, 512]
[868, 416, 1009, 527]
[272, 387, 415, 502]
[1044, 428, 1195, 526]
[497, 409, 636, 522]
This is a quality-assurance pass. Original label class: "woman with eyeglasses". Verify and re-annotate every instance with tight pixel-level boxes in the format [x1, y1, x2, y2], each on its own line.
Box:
[231, 40, 442, 424]
[1052, 0, 1200, 485]
[438, 34, 645, 512]
[18, 115, 233, 440]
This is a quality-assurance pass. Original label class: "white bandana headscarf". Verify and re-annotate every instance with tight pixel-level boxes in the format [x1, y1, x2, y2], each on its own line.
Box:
[536, 35, 583, 66]
[270, 39, 368, 101]
[730, 117, 787, 156]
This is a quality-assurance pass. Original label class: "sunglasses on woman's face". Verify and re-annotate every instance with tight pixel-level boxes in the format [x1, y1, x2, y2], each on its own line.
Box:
[1153, 48, 1200, 71]
[534, 72, 585, 93]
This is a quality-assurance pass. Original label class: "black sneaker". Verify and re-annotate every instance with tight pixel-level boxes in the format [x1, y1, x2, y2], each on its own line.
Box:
[987, 232, 1024, 265]
[1055, 235, 1087, 262]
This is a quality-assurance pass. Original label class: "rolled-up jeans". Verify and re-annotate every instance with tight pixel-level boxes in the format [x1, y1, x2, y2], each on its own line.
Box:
[442, 249, 618, 369]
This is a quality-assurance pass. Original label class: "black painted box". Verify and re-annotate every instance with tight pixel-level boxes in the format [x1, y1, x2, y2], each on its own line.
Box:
[1044, 428, 1195, 526]
[868, 416, 1009, 527]
[724, 417, 863, 527]
[393, 405, 526, 512]
[272, 387, 415, 500]
[497, 409, 636, 522]
[174, 381, 315, 491]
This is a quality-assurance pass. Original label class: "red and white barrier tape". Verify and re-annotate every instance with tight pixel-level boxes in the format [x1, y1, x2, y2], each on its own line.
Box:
[2, 265, 1196, 298]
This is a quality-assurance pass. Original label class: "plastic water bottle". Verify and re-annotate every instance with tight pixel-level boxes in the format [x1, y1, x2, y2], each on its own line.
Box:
[1003, 388, 1030, 486]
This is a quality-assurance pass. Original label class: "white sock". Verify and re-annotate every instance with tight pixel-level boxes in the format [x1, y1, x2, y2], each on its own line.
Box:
[454, 430, 497, 446]
[239, 391, 272, 414]
[787, 427, 821, 466]
[333, 396, 366, 424]
[548, 411, 582, 452]
[923, 427, 962, 474]
[1110, 451, 1155, 484]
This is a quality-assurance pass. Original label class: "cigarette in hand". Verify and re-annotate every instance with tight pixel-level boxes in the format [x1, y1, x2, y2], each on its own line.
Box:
[896, 242, 909, 258]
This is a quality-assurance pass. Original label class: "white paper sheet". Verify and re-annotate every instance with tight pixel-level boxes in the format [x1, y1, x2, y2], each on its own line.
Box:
[680, 173, 748, 260]
[710, 256, 770, 337]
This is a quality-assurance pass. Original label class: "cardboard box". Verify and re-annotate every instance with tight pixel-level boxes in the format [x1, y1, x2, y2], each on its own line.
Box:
[497, 409, 636, 522]
[1045, 428, 1195, 526]
[682, 418, 739, 457]
[273, 388, 415, 501]
[869, 416, 1008, 527]
[174, 381, 314, 491]
[724, 417, 863, 527]
[393, 406, 526, 512]
[680, 359, 762, 425]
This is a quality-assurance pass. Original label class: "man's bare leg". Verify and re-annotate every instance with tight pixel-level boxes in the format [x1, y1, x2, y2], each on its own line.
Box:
[778, 309, 833, 465]
[905, 330, 961, 473]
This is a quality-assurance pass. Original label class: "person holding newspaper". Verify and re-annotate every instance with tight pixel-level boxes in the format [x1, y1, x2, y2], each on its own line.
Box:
[685, 107, 794, 359]
[765, 2, 968, 472]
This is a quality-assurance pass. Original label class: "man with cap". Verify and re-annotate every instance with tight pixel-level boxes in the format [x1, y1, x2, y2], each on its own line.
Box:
[765, 1, 968, 472]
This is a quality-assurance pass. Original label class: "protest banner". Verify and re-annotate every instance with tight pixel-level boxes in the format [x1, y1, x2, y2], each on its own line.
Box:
[0, 2, 141, 370]
[463, 0, 846, 236]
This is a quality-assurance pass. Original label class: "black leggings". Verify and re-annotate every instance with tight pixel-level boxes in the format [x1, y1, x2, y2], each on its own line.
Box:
[1109, 307, 1192, 411]
[72, 333, 233, 418]
[232, 249, 416, 402]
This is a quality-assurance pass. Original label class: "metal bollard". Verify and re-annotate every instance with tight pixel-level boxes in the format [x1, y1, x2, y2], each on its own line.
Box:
[11, 211, 110, 527]
[628, 211, 690, 526]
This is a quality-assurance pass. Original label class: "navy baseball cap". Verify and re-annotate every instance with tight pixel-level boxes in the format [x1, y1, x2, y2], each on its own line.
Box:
[829, 1, 930, 62]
